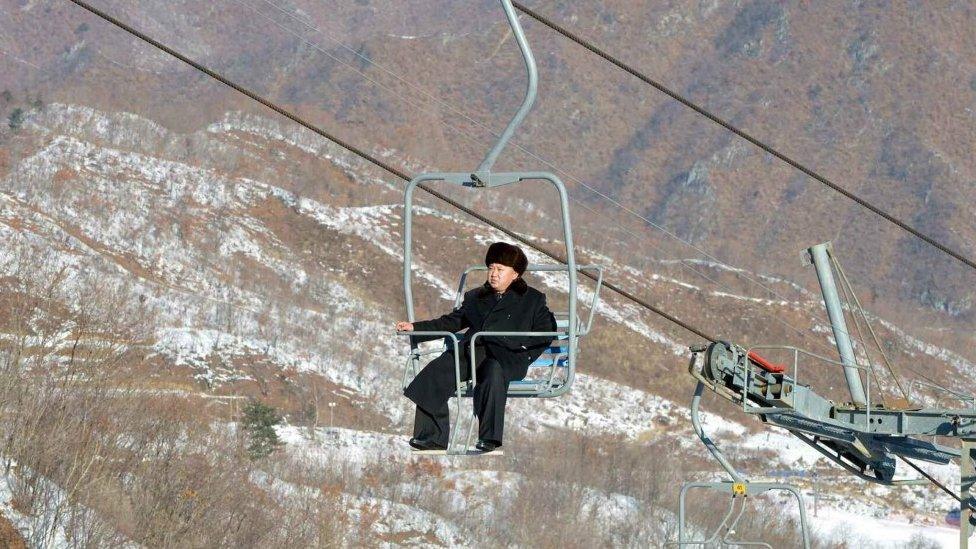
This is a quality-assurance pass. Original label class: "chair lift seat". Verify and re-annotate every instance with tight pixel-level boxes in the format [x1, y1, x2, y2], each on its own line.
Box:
[464, 319, 572, 397]
[399, 263, 602, 455]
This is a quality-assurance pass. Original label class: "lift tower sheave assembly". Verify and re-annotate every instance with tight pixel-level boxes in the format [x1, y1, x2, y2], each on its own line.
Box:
[474, 0, 537, 179]
[682, 241, 976, 546]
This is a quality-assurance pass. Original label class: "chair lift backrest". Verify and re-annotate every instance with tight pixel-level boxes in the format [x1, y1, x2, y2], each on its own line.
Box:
[453, 264, 604, 336]
[452, 264, 604, 395]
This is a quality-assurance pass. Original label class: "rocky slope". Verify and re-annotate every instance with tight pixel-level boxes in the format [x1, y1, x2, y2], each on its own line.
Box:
[1, 0, 974, 545]
[0, 101, 970, 545]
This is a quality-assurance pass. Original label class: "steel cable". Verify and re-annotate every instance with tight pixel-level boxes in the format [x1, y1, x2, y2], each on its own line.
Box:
[511, 1, 976, 273]
[62, 1, 972, 501]
[65, 0, 716, 343]
[902, 457, 961, 503]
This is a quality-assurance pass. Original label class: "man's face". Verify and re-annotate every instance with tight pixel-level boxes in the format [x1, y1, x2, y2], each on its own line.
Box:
[487, 263, 519, 293]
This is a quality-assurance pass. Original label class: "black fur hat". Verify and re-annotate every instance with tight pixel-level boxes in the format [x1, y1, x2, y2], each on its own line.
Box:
[485, 242, 528, 275]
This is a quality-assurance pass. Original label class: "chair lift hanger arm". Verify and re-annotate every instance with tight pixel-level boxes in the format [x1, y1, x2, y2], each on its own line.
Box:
[475, 0, 538, 177]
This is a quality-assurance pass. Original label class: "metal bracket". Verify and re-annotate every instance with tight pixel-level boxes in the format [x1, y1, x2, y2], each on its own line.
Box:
[680, 351, 811, 547]
[676, 482, 810, 548]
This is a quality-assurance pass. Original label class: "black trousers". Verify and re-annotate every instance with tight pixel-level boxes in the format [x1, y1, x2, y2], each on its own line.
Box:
[404, 350, 510, 446]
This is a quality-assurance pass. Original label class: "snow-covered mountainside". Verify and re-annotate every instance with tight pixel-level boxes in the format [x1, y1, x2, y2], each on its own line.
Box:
[0, 102, 972, 546]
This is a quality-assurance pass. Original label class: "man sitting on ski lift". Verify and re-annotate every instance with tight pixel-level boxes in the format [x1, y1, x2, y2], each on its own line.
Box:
[395, 242, 556, 453]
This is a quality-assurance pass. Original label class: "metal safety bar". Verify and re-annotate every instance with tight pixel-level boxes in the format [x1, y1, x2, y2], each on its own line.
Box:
[396, 331, 461, 389]
[469, 330, 570, 397]
[395, 331, 471, 453]
[401, 342, 450, 388]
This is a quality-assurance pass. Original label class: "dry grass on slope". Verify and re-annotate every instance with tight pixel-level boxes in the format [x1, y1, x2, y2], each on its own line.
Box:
[0, 512, 27, 549]
[0, 243, 827, 546]
[0, 249, 350, 547]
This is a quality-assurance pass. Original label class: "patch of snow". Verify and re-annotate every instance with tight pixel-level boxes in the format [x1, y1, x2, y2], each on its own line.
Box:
[0, 463, 134, 548]
[811, 505, 970, 548]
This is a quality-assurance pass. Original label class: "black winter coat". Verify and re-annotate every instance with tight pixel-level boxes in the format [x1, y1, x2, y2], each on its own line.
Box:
[412, 279, 556, 382]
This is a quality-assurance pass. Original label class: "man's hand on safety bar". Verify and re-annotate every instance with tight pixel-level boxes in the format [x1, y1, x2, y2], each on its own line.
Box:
[395, 321, 414, 332]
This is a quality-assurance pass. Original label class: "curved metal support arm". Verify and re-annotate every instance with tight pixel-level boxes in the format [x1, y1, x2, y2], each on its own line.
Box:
[475, 0, 538, 175]
[692, 382, 746, 484]
[689, 353, 746, 484]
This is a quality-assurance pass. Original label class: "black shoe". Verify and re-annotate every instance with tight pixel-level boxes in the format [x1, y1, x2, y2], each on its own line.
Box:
[409, 437, 446, 451]
[475, 439, 502, 453]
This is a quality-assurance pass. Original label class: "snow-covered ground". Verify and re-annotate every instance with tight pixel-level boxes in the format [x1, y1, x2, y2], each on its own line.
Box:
[0, 463, 135, 548]
[810, 506, 969, 548]
[5, 103, 976, 546]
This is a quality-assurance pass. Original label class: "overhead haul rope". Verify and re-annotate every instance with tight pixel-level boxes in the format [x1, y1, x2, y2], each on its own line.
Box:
[65, 0, 716, 343]
[511, 1, 976, 274]
[243, 0, 969, 391]
[240, 0, 958, 388]
[236, 0, 866, 360]
[68, 1, 968, 500]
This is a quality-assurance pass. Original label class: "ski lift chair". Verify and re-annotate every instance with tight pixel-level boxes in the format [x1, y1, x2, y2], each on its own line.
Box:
[397, 173, 604, 454]
[394, 0, 605, 454]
